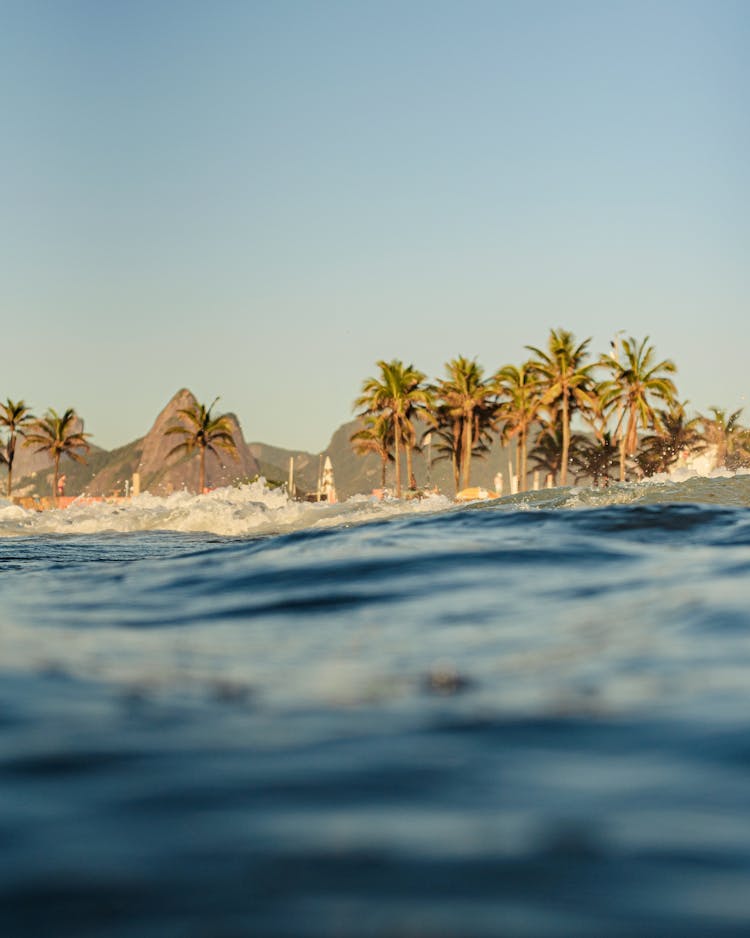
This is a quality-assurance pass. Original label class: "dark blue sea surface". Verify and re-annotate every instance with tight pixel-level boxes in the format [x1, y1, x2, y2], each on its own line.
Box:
[2, 477, 750, 936]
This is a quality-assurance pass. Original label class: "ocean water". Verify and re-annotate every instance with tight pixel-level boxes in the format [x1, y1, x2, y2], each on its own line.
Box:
[2, 475, 750, 937]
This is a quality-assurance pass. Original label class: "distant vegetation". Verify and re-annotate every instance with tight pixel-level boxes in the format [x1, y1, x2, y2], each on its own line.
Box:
[20, 407, 91, 503]
[2, 348, 749, 503]
[0, 399, 35, 497]
[352, 329, 750, 496]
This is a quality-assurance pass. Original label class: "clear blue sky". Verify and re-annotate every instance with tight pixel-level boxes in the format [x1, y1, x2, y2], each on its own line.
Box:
[2, 0, 748, 451]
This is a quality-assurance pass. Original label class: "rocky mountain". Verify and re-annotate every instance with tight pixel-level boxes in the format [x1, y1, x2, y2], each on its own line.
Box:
[117, 389, 260, 495]
[8, 390, 260, 498]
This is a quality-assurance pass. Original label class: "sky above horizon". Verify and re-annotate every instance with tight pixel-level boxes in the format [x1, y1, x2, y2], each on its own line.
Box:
[2, 0, 748, 452]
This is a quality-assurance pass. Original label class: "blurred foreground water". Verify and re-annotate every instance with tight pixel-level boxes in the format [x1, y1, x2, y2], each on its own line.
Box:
[2, 476, 750, 936]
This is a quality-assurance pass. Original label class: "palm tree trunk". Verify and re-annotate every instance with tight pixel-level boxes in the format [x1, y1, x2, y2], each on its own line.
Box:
[461, 410, 473, 489]
[451, 418, 460, 493]
[199, 446, 206, 494]
[621, 408, 639, 480]
[519, 425, 527, 492]
[405, 436, 416, 490]
[7, 435, 15, 497]
[560, 388, 570, 486]
[53, 453, 60, 506]
[393, 415, 402, 497]
[620, 408, 636, 481]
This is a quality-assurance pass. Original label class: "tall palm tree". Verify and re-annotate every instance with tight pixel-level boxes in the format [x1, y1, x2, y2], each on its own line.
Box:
[600, 336, 678, 481]
[434, 356, 497, 490]
[494, 362, 541, 492]
[165, 398, 239, 494]
[0, 399, 35, 497]
[23, 408, 91, 504]
[698, 407, 748, 470]
[526, 329, 594, 485]
[354, 360, 431, 497]
[350, 414, 393, 489]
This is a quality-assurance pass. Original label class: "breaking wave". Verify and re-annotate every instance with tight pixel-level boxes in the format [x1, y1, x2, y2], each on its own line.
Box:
[2, 468, 750, 538]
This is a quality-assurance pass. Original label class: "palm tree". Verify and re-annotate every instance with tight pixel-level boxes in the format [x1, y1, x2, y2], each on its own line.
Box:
[350, 414, 394, 489]
[698, 407, 749, 470]
[0, 399, 36, 498]
[636, 401, 705, 476]
[526, 329, 594, 485]
[600, 336, 678, 482]
[23, 408, 91, 504]
[165, 398, 239, 494]
[494, 362, 541, 492]
[434, 356, 497, 490]
[354, 360, 431, 497]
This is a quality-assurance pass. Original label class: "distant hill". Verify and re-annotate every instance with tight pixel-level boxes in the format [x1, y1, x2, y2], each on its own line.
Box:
[121, 388, 259, 495]
[247, 441, 320, 496]
[254, 418, 522, 500]
[84, 438, 144, 496]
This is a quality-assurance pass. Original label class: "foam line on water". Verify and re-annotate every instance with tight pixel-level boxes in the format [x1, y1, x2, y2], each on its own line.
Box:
[2, 467, 750, 538]
[0, 480, 455, 538]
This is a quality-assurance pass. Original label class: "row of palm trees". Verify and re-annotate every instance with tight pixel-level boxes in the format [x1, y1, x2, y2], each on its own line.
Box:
[352, 329, 750, 496]
[1, 397, 239, 502]
[0, 401, 91, 502]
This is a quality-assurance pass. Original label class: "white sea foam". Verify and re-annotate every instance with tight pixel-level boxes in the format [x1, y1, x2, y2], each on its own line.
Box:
[2, 455, 749, 538]
[0, 480, 455, 538]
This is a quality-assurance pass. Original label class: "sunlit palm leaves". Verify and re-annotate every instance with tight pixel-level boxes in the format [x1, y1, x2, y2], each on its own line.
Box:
[23, 408, 91, 503]
[433, 357, 497, 491]
[699, 407, 750, 470]
[354, 360, 431, 497]
[165, 398, 239, 494]
[600, 336, 677, 481]
[526, 330, 594, 485]
[494, 363, 540, 492]
[0, 399, 35, 497]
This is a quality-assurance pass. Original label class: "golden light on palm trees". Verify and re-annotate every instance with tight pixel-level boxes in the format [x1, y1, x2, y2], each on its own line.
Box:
[600, 336, 677, 481]
[0, 399, 35, 498]
[526, 329, 594, 486]
[350, 414, 394, 490]
[23, 408, 91, 505]
[354, 360, 431, 497]
[699, 407, 749, 470]
[165, 398, 239, 494]
[494, 362, 540, 493]
[349, 332, 707, 494]
[434, 356, 497, 491]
